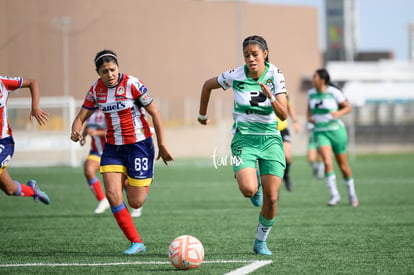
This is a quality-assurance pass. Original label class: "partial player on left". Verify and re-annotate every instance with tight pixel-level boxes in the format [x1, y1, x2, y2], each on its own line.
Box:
[0, 75, 50, 204]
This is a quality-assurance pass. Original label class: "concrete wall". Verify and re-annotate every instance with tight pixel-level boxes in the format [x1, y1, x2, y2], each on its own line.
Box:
[1, 0, 321, 109]
[1, 0, 322, 159]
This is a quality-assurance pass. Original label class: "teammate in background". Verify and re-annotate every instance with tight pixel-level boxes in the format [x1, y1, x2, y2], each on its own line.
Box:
[0, 76, 50, 204]
[277, 95, 300, 191]
[198, 35, 288, 255]
[306, 122, 324, 180]
[71, 50, 174, 255]
[307, 68, 359, 207]
[79, 109, 110, 214]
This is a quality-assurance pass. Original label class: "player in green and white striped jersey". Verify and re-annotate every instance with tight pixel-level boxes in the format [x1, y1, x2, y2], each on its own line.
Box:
[198, 35, 288, 255]
[307, 68, 359, 207]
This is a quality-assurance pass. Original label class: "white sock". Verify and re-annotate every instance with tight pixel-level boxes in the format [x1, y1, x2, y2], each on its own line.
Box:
[317, 162, 324, 178]
[317, 162, 324, 171]
[326, 173, 340, 198]
[345, 178, 357, 198]
[256, 223, 272, 242]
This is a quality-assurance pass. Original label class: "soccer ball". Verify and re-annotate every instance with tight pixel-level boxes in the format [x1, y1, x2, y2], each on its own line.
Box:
[168, 235, 204, 270]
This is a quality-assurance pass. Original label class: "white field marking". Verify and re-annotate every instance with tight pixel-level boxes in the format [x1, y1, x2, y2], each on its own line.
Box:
[0, 260, 268, 268]
[0, 262, 170, 267]
[224, 260, 273, 275]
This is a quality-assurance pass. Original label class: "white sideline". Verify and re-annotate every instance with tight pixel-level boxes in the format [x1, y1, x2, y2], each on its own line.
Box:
[0, 260, 273, 274]
[0, 262, 170, 267]
[224, 260, 273, 275]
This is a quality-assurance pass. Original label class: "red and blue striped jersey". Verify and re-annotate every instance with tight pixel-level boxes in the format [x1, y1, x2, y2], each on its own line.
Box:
[82, 74, 153, 145]
[0, 76, 23, 139]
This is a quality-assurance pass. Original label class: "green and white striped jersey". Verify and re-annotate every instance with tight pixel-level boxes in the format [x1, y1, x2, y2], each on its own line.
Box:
[307, 86, 347, 132]
[217, 63, 286, 135]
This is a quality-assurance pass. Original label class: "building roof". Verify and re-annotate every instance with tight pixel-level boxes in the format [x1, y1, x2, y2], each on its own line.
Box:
[344, 81, 414, 106]
[327, 60, 414, 82]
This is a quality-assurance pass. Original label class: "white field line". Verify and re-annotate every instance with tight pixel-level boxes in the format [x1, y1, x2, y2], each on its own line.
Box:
[224, 260, 273, 275]
[0, 260, 273, 274]
[0, 261, 170, 267]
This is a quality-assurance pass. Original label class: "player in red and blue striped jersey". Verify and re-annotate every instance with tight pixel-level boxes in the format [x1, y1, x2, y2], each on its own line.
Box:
[71, 50, 174, 255]
[0, 75, 50, 205]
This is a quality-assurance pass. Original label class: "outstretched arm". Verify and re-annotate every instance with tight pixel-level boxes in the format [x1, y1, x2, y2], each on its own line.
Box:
[198, 77, 221, 125]
[71, 108, 95, 142]
[287, 103, 301, 133]
[145, 102, 174, 165]
[21, 78, 49, 125]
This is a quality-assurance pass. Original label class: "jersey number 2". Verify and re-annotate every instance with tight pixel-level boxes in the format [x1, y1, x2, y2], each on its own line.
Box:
[249, 91, 267, 106]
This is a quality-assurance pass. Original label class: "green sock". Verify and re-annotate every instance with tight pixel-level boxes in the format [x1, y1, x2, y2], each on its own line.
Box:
[256, 215, 275, 241]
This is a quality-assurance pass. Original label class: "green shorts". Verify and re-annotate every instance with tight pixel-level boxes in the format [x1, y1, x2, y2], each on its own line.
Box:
[313, 124, 348, 154]
[230, 132, 285, 178]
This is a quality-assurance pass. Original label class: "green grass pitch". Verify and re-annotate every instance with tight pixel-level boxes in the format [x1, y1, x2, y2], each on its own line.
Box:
[0, 153, 413, 274]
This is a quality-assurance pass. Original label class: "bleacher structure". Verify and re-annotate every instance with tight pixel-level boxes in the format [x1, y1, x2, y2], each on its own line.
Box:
[328, 61, 414, 152]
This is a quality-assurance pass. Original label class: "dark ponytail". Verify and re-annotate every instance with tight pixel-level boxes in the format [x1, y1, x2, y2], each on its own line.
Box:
[315, 68, 342, 91]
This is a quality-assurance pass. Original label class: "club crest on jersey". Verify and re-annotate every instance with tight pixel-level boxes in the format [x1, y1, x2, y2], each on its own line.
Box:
[116, 86, 125, 96]
[265, 79, 274, 90]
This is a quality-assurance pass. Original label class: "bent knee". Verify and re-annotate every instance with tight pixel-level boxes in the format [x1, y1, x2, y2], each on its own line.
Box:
[264, 194, 279, 205]
[269, 197, 278, 205]
[128, 200, 144, 209]
[239, 187, 257, 198]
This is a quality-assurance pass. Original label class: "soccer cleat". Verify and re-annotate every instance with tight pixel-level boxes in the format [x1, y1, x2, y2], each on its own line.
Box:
[253, 239, 272, 255]
[94, 198, 110, 214]
[27, 180, 50, 205]
[250, 170, 263, 207]
[349, 196, 359, 207]
[284, 176, 292, 192]
[327, 195, 341, 206]
[130, 207, 143, 217]
[123, 242, 146, 255]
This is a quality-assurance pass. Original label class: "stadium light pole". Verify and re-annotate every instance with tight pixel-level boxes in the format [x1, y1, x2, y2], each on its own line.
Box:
[344, 0, 357, 61]
[59, 16, 72, 98]
[409, 22, 414, 62]
[53, 16, 75, 165]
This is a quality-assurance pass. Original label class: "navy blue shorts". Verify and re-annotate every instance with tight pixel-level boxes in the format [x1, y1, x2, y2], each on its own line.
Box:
[0, 136, 15, 169]
[100, 137, 155, 186]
